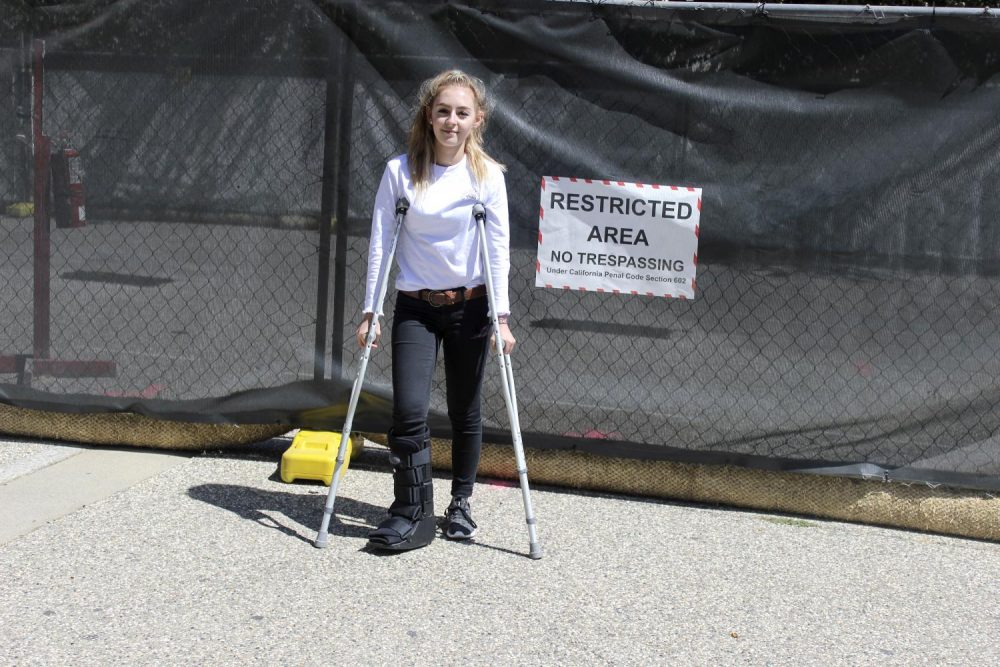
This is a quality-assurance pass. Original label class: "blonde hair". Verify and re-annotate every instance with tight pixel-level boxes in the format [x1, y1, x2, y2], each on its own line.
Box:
[406, 69, 505, 192]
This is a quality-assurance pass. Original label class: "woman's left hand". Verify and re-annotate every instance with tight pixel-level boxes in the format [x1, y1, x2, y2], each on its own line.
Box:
[493, 322, 516, 355]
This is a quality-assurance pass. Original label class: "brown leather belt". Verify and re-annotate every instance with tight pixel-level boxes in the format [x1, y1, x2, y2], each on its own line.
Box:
[400, 285, 486, 307]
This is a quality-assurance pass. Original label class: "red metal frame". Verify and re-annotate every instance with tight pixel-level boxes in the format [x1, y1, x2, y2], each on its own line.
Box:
[0, 40, 116, 386]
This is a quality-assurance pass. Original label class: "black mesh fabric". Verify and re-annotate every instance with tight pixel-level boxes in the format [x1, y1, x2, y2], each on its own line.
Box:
[1, 0, 999, 489]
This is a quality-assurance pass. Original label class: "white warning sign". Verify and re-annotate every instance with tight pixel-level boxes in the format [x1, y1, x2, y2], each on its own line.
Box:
[536, 176, 702, 299]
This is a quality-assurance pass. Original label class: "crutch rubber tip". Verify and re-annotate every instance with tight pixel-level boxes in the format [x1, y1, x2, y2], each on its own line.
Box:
[314, 532, 330, 549]
[529, 544, 543, 560]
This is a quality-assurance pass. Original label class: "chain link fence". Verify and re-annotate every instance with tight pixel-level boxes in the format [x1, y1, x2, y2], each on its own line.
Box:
[0, 34, 33, 374]
[334, 1, 1000, 488]
[1, 0, 999, 489]
[0, 34, 332, 400]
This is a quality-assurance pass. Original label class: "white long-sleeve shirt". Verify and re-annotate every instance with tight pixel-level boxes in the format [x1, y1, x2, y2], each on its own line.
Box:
[363, 154, 511, 316]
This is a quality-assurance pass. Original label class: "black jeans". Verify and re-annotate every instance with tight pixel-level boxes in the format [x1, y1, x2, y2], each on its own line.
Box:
[390, 291, 491, 499]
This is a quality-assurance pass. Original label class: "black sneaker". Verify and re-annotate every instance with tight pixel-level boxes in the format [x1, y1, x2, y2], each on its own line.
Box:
[443, 497, 478, 540]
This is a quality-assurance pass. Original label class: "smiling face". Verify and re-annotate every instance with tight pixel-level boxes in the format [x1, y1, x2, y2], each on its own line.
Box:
[427, 84, 483, 164]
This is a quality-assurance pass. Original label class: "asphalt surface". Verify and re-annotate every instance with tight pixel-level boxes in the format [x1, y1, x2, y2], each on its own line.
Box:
[3, 218, 1000, 479]
[1, 434, 999, 666]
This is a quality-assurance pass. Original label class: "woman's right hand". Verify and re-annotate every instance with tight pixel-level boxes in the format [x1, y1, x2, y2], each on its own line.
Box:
[356, 314, 381, 349]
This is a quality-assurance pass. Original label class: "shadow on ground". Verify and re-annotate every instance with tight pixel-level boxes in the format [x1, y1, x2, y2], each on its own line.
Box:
[187, 482, 382, 546]
[187, 477, 543, 558]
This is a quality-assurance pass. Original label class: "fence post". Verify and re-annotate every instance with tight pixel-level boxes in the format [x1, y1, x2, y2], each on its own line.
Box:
[329, 35, 354, 381]
[31, 39, 50, 362]
[312, 42, 339, 381]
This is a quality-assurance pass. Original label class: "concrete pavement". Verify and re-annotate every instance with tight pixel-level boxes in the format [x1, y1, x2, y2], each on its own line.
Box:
[0, 444, 188, 543]
[1, 435, 999, 665]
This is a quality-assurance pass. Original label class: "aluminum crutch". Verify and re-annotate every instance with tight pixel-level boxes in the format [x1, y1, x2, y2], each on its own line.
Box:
[315, 196, 409, 548]
[473, 203, 543, 559]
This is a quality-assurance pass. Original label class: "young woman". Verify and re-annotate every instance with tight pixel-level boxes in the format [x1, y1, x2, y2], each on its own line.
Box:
[360, 70, 514, 552]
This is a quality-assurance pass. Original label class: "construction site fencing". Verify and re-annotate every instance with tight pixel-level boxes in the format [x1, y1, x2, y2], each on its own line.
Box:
[0, 0, 999, 491]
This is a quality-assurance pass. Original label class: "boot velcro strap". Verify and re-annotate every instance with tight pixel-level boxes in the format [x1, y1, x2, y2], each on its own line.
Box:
[403, 447, 432, 468]
[393, 479, 433, 504]
[390, 448, 431, 470]
[393, 464, 428, 486]
[387, 497, 420, 519]
[370, 515, 419, 541]
[391, 448, 432, 484]
[393, 481, 423, 506]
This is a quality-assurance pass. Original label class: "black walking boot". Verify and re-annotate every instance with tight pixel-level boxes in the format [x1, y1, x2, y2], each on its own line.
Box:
[367, 446, 435, 551]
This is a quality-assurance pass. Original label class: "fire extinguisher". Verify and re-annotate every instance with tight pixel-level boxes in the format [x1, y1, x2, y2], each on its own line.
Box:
[51, 138, 86, 229]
